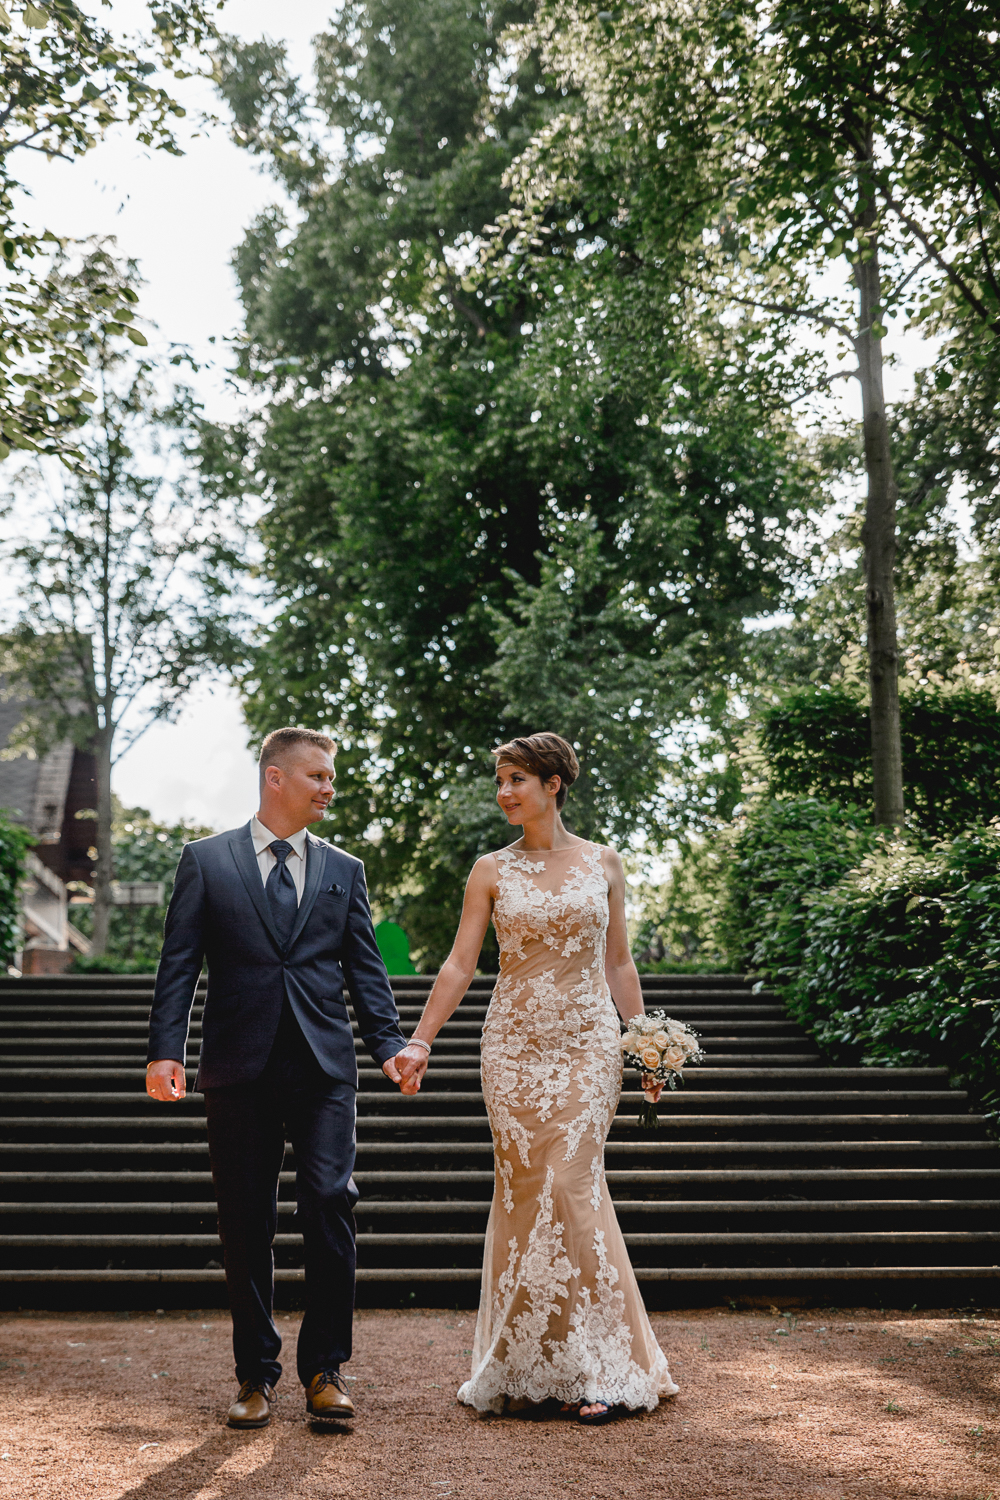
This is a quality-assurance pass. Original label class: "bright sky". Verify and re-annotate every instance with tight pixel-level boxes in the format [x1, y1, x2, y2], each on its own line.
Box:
[11, 2, 327, 830]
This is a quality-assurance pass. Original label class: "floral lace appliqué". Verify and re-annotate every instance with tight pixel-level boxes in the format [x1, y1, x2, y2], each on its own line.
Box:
[459, 841, 678, 1413]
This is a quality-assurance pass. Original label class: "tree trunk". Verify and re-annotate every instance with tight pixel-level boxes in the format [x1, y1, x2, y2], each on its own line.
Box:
[855, 155, 905, 828]
[89, 725, 114, 955]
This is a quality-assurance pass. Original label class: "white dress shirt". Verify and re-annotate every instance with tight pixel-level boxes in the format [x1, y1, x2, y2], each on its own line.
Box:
[251, 816, 308, 904]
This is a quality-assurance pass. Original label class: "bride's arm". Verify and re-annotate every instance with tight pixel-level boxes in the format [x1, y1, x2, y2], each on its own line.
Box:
[603, 848, 665, 1105]
[393, 855, 497, 1091]
[603, 848, 644, 1023]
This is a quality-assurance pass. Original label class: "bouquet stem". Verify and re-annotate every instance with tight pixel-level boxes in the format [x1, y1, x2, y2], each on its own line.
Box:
[638, 1099, 659, 1131]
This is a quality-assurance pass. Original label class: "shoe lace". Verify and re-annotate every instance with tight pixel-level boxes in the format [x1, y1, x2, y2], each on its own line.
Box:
[237, 1380, 269, 1401]
[312, 1370, 346, 1395]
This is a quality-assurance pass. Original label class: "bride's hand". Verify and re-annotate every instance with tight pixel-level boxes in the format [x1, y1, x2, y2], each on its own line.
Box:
[641, 1074, 664, 1105]
[384, 1044, 429, 1095]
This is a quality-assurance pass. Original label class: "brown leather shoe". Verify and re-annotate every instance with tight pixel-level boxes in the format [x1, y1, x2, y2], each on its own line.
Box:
[305, 1370, 355, 1419]
[227, 1380, 276, 1429]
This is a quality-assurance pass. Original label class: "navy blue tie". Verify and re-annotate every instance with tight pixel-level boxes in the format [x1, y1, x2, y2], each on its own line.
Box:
[265, 840, 298, 948]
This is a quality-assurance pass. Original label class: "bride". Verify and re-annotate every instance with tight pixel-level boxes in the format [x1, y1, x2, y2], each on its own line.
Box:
[396, 732, 678, 1422]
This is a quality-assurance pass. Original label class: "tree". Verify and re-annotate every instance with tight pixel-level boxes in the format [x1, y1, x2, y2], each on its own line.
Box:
[1, 250, 242, 952]
[205, 0, 818, 961]
[70, 799, 213, 968]
[508, 0, 1000, 827]
[0, 0, 222, 462]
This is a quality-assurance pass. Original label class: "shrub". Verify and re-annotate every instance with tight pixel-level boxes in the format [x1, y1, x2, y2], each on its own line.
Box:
[0, 810, 34, 970]
[70, 803, 212, 965]
[724, 797, 880, 983]
[69, 953, 159, 975]
[784, 825, 1000, 1114]
[761, 683, 1000, 836]
[631, 835, 734, 969]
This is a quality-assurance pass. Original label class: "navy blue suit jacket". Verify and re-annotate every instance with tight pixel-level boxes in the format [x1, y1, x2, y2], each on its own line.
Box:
[147, 821, 406, 1091]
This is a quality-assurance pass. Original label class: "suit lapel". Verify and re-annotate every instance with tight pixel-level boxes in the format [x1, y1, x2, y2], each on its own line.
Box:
[228, 824, 283, 950]
[286, 834, 328, 952]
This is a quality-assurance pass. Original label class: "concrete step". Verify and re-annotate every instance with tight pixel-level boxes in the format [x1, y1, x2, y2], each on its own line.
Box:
[1, 1139, 995, 1165]
[3, 1229, 998, 1251]
[0, 1113, 986, 1141]
[5, 1196, 996, 1222]
[0, 1267, 998, 1295]
[1, 1231, 996, 1275]
[0, 1066, 956, 1091]
[3, 1167, 998, 1200]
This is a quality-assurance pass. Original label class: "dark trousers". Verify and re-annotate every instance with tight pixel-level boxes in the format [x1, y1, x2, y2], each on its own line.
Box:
[203, 1008, 358, 1388]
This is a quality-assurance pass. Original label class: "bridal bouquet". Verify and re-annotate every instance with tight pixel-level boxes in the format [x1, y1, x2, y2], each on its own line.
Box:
[620, 1010, 705, 1129]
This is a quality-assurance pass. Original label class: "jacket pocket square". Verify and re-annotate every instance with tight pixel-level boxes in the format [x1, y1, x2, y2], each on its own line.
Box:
[326, 883, 347, 898]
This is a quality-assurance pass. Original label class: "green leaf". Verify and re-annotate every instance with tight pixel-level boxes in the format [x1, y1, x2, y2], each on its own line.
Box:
[126, 327, 148, 347]
[22, 3, 49, 27]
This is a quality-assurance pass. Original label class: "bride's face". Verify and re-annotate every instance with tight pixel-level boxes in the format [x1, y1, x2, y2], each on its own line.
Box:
[495, 762, 560, 824]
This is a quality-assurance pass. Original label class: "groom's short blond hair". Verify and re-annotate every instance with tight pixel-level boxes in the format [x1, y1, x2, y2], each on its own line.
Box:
[258, 727, 337, 784]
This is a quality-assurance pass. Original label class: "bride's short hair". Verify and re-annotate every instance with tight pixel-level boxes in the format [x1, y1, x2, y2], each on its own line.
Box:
[491, 733, 580, 809]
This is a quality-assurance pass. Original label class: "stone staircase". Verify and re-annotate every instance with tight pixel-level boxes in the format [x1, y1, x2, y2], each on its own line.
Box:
[0, 972, 998, 1308]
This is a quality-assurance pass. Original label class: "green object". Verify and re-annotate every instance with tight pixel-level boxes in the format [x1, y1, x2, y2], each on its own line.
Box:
[760, 684, 1000, 838]
[787, 819, 1000, 1120]
[375, 920, 416, 975]
[0, 810, 34, 971]
[726, 796, 1000, 1119]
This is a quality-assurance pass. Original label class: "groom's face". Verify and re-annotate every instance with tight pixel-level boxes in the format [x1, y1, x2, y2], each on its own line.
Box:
[263, 747, 336, 829]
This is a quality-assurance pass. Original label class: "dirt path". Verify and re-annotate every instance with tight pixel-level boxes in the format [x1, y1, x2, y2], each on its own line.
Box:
[0, 1305, 997, 1499]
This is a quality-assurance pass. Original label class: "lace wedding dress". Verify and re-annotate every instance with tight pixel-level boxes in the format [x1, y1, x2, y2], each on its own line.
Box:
[457, 841, 678, 1413]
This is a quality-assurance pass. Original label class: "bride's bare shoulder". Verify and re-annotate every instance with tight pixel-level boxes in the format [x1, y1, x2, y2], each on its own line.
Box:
[469, 851, 502, 883]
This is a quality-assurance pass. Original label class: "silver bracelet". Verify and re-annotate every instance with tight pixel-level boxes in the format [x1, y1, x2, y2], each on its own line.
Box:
[406, 1036, 432, 1055]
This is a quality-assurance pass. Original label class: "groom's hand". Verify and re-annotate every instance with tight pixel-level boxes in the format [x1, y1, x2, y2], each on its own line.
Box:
[146, 1059, 186, 1102]
[382, 1045, 428, 1095]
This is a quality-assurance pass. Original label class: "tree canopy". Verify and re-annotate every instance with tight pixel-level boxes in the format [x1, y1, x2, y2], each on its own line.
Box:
[508, 0, 1000, 825]
[1, 248, 243, 952]
[0, 0, 221, 463]
[206, 0, 823, 960]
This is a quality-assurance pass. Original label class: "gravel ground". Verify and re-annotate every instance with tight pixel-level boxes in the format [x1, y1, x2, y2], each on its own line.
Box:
[0, 1305, 997, 1499]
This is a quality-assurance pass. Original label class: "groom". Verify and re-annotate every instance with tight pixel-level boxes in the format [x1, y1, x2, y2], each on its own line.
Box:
[146, 727, 421, 1429]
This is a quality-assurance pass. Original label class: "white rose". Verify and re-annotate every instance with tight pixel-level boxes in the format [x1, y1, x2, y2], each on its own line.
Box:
[652, 1030, 670, 1049]
[640, 1046, 662, 1071]
[621, 1033, 639, 1053]
[664, 1044, 687, 1070]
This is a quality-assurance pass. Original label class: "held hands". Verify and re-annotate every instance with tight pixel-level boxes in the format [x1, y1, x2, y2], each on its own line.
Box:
[382, 1043, 429, 1096]
[146, 1060, 186, 1102]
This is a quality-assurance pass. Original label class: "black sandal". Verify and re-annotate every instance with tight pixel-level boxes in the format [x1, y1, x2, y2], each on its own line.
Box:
[577, 1399, 618, 1425]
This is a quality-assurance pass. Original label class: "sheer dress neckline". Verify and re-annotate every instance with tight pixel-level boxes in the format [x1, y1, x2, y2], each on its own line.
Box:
[496, 840, 606, 899]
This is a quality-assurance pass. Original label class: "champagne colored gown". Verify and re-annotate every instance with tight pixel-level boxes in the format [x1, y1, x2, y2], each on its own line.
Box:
[457, 841, 678, 1413]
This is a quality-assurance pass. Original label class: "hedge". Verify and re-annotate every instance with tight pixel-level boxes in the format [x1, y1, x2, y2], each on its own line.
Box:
[760, 684, 1000, 837]
[730, 799, 1000, 1118]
